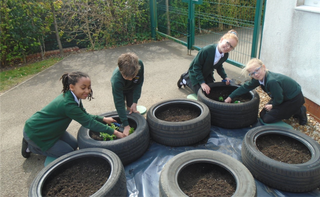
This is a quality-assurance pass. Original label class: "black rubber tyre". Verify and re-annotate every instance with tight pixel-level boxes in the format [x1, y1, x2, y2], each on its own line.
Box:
[241, 126, 320, 192]
[197, 82, 260, 129]
[77, 111, 150, 166]
[147, 99, 211, 146]
[29, 148, 127, 197]
[159, 150, 256, 197]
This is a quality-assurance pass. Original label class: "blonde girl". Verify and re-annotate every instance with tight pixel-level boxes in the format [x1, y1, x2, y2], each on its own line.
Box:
[177, 29, 239, 94]
[225, 58, 307, 125]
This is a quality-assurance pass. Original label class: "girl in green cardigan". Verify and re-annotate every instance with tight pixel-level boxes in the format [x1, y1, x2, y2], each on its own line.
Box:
[21, 71, 126, 158]
[177, 29, 239, 94]
[225, 58, 307, 125]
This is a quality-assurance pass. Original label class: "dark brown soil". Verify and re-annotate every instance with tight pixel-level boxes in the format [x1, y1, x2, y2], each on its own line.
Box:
[178, 162, 236, 197]
[256, 134, 311, 164]
[42, 157, 111, 197]
[206, 86, 252, 102]
[156, 107, 199, 122]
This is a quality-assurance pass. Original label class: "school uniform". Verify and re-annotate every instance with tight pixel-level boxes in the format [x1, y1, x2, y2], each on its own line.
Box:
[228, 71, 305, 123]
[179, 44, 229, 94]
[111, 60, 144, 127]
[23, 90, 114, 156]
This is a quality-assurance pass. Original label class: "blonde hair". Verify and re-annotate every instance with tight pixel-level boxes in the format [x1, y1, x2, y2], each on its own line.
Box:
[118, 52, 140, 78]
[241, 58, 267, 77]
[222, 29, 239, 43]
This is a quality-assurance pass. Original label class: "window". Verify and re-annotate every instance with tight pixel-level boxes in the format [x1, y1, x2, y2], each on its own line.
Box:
[304, 0, 320, 7]
[296, 0, 320, 13]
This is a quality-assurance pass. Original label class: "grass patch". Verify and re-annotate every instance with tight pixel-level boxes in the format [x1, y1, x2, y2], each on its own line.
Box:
[0, 57, 63, 93]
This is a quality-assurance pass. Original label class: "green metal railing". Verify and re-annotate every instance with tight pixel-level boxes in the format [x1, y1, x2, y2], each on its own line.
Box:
[150, 0, 265, 68]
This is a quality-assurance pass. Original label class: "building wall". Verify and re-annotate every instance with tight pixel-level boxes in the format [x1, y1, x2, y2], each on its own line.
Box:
[260, 0, 320, 107]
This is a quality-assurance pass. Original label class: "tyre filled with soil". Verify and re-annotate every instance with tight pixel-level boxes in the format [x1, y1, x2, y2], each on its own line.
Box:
[29, 148, 127, 197]
[77, 111, 150, 166]
[159, 150, 256, 197]
[147, 99, 211, 147]
[241, 125, 320, 192]
[197, 82, 260, 129]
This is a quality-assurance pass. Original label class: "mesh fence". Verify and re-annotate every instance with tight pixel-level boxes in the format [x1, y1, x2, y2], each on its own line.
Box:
[156, 0, 261, 66]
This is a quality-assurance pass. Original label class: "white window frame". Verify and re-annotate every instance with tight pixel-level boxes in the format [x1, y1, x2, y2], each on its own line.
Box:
[296, 0, 320, 13]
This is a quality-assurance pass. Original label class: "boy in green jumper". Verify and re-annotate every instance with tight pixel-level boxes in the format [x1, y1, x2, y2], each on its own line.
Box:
[225, 58, 307, 125]
[111, 53, 144, 135]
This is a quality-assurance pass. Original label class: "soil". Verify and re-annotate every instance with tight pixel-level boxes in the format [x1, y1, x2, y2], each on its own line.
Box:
[90, 130, 108, 141]
[178, 162, 236, 197]
[156, 107, 199, 122]
[42, 157, 111, 197]
[256, 134, 311, 164]
[206, 86, 252, 102]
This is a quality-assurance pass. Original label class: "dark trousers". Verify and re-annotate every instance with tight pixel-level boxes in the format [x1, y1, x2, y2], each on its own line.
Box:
[183, 72, 214, 95]
[23, 130, 77, 158]
[260, 92, 305, 123]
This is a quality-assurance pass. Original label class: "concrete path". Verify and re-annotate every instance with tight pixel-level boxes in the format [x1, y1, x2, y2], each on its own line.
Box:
[0, 40, 246, 196]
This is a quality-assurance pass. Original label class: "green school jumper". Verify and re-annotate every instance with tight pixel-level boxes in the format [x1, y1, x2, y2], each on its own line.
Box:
[111, 60, 144, 126]
[188, 44, 229, 86]
[24, 90, 114, 151]
[229, 71, 301, 106]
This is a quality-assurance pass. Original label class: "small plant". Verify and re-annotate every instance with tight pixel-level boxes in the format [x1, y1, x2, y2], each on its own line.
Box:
[100, 132, 117, 141]
[100, 123, 135, 141]
[219, 96, 224, 102]
[129, 127, 135, 134]
[234, 101, 240, 103]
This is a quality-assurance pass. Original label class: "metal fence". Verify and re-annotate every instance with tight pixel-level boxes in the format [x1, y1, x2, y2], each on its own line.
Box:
[150, 0, 265, 68]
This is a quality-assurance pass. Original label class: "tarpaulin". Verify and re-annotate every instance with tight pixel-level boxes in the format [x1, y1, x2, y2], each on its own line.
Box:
[124, 121, 320, 197]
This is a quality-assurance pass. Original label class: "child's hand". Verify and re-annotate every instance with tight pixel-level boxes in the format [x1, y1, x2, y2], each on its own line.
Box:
[103, 117, 117, 124]
[264, 104, 273, 111]
[225, 78, 231, 85]
[129, 103, 139, 114]
[123, 126, 131, 136]
[224, 97, 232, 103]
[114, 130, 127, 138]
[201, 83, 210, 94]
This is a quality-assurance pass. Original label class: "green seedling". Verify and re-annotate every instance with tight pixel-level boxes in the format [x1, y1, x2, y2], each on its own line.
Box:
[129, 127, 135, 134]
[100, 123, 135, 141]
[100, 132, 117, 141]
[234, 101, 240, 103]
[219, 96, 224, 102]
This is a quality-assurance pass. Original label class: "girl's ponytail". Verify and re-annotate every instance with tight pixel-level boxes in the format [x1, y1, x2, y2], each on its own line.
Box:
[60, 73, 70, 94]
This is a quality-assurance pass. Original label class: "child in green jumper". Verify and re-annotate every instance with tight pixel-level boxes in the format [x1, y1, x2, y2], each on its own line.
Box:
[225, 58, 307, 125]
[111, 52, 144, 136]
[21, 71, 126, 159]
[177, 29, 239, 94]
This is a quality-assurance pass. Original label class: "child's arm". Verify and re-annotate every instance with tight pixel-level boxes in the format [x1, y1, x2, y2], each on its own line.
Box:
[132, 60, 144, 104]
[66, 102, 115, 135]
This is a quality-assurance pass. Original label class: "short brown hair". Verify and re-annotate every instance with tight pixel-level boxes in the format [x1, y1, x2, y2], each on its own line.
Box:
[118, 52, 140, 78]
